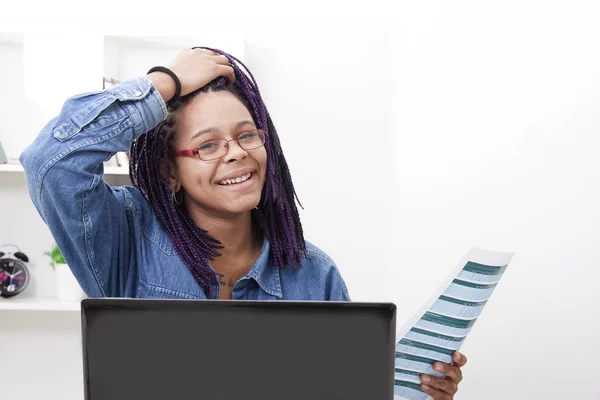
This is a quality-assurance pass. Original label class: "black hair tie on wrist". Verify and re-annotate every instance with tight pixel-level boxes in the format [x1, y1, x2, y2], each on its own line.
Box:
[147, 66, 182, 105]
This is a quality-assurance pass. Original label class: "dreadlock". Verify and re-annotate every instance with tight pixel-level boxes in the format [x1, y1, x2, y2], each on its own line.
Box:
[129, 48, 306, 297]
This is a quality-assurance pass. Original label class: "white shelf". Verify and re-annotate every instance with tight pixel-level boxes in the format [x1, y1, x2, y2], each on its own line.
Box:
[0, 162, 129, 176]
[0, 297, 81, 311]
[0, 163, 24, 173]
[0, 32, 24, 44]
[104, 166, 130, 176]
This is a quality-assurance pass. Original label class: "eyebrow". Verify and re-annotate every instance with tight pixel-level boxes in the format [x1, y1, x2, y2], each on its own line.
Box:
[189, 120, 256, 143]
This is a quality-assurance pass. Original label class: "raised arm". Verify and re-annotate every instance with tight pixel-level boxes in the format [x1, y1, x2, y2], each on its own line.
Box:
[19, 48, 235, 297]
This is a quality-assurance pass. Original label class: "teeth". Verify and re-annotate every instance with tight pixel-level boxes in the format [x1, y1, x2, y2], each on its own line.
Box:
[219, 173, 252, 186]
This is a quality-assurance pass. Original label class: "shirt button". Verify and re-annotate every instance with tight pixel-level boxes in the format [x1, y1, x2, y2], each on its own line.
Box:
[134, 90, 143, 97]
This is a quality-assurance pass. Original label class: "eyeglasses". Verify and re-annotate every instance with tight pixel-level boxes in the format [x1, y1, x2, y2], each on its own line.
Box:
[171, 129, 267, 161]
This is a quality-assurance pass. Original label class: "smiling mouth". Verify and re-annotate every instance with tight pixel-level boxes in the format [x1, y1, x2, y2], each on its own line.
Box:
[217, 172, 253, 186]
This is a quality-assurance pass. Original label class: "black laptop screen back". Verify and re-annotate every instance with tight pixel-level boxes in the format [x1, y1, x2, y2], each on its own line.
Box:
[82, 299, 396, 400]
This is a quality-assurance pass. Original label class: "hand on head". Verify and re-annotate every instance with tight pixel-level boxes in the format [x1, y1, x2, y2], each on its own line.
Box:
[148, 48, 236, 103]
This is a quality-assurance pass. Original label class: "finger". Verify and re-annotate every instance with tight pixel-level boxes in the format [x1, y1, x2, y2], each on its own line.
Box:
[421, 383, 452, 400]
[191, 47, 215, 55]
[433, 361, 463, 383]
[210, 55, 231, 66]
[218, 65, 236, 83]
[420, 374, 458, 396]
[452, 351, 468, 367]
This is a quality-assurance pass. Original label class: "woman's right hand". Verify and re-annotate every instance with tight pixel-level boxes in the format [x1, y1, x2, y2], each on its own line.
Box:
[147, 48, 235, 103]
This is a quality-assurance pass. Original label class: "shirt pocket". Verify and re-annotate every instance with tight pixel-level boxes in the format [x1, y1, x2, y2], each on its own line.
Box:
[138, 279, 205, 300]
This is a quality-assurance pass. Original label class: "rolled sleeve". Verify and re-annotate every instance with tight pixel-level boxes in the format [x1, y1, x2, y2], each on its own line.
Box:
[110, 76, 167, 136]
[19, 76, 168, 298]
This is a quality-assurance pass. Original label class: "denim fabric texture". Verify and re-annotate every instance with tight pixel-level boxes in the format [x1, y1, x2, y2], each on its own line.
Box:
[20, 77, 351, 301]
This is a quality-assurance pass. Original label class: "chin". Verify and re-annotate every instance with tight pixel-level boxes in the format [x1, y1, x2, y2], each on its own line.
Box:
[222, 197, 261, 215]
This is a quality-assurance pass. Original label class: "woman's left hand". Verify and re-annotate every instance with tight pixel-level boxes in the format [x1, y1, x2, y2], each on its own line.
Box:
[420, 351, 467, 399]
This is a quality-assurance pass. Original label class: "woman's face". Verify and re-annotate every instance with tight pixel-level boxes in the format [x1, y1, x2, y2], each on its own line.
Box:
[170, 91, 267, 218]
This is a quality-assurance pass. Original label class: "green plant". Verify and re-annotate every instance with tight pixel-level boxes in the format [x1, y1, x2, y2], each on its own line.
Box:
[44, 243, 66, 270]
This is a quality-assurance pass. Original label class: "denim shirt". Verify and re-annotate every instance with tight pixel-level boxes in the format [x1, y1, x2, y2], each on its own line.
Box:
[20, 77, 351, 301]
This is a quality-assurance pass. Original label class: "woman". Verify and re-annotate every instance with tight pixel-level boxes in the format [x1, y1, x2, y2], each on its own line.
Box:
[21, 47, 466, 398]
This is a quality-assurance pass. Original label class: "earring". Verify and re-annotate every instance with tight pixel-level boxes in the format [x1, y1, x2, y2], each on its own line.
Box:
[172, 189, 183, 206]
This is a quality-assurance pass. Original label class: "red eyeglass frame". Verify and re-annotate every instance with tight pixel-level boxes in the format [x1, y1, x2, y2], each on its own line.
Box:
[170, 129, 268, 159]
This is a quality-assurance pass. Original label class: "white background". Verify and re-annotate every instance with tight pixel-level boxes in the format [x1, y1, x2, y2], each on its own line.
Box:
[1, 2, 600, 399]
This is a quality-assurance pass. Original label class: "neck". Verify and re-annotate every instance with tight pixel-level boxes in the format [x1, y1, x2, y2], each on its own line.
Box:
[185, 205, 262, 277]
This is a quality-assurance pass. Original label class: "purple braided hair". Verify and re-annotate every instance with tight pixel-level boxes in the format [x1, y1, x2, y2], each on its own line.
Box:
[129, 48, 306, 297]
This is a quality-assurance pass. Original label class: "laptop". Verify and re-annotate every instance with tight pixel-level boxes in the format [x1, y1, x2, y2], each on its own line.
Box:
[81, 298, 396, 400]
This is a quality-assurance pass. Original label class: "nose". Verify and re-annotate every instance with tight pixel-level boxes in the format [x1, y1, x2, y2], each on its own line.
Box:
[222, 139, 248, 163]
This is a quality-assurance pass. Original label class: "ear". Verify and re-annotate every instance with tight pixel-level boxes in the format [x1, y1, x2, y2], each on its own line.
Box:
[159, 157, 181, 193]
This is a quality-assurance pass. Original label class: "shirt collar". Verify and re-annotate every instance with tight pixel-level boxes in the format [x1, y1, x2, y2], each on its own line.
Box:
[246, 237, 282, 298]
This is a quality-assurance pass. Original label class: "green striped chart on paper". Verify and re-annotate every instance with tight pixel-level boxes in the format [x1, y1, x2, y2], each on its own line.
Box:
[393, 247, 514, 400]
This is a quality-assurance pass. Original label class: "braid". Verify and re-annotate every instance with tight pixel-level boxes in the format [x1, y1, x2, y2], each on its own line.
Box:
[129, 49, 306, 296]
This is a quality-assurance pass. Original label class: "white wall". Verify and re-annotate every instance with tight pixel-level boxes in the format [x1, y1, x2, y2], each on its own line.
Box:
[389, 3, 600, 399]
[1, 6, 600, 399]
[244, 9, 600, 399]
[0, 40, 26, 159]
